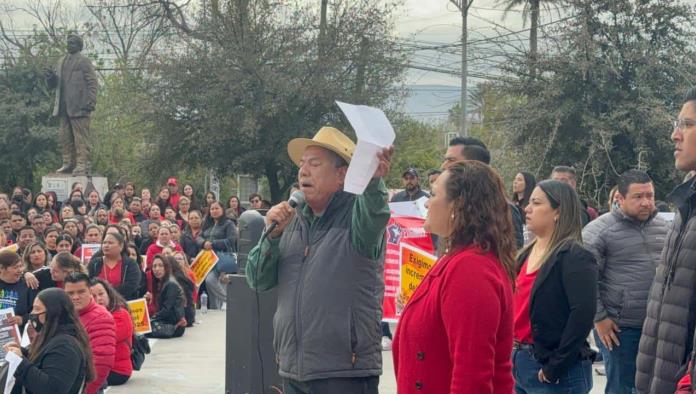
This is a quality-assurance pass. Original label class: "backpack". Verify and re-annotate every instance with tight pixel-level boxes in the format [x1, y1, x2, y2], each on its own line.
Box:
[131, 333, 150, 370]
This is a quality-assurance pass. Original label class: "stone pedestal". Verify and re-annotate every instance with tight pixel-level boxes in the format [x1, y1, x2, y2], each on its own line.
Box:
[41, 174, 108, 202]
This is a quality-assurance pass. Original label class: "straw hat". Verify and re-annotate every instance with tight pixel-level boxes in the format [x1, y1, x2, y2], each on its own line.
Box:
[287, 127, 355, 166]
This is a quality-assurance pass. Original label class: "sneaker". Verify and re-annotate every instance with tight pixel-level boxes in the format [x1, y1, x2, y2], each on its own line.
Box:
[381, 336, 392, 351]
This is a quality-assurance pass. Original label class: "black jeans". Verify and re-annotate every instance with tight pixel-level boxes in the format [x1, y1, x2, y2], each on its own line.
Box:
[282, 376, 379, 394]
[381, 322, 392, 339]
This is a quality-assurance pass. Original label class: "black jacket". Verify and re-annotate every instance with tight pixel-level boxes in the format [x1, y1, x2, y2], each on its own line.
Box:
[87, 256, 142, 300]
[33, 267, 56, 291]
[12, 324, 86, 394]
[180, 231, 201, 260]
[196, 218, 237, 253]
[517, 241, 598, 382]
[153, 279, 185, 325]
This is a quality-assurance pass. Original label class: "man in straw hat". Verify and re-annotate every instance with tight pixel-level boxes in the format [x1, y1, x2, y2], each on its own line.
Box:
[246, 126, 393, 393]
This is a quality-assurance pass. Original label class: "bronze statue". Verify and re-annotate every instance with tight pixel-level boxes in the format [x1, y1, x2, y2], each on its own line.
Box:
[45, 34, 98, 175]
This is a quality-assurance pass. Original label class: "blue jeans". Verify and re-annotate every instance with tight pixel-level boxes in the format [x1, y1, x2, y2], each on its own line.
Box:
[594, 327, 641, 394]
[513, 347, 593, 393]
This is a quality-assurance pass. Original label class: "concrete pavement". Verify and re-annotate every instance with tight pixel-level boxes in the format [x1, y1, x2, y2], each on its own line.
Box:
[109, 311, 607, 393]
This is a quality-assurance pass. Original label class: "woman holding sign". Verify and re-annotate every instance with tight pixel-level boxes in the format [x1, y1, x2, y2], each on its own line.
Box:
[393, 161, 516, 393]
[90, 278, 134, 386]
[4, 287, 96, 394]
[88, 232, 142, 301]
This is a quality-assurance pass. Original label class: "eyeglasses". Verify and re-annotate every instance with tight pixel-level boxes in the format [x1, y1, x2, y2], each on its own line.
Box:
[673, 118, 696, 131]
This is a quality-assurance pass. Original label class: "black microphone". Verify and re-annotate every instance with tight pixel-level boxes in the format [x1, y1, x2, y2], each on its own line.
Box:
[265, 191, 305, 235]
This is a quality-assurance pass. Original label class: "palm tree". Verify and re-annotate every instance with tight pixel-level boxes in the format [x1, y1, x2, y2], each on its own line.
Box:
[498, 0, 559, 77]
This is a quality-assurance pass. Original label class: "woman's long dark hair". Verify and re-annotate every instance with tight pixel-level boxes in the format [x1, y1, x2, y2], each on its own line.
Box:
[30, 288, 96, 383]
[444, 161, 516, 284]
[168, 255, 193, 308]
[151, 254, 173, 308]
[512, 171, 536, 210]
[517, 180, 583, 272]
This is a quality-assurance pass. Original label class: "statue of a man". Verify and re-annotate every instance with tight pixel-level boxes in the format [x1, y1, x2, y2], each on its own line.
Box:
[45, 34, 98, 175]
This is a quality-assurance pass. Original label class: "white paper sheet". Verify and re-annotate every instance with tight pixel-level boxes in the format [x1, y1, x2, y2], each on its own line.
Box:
[4, 351, 21, 394]
[19, 328, 29, 348]
[336, 101, 396, 195]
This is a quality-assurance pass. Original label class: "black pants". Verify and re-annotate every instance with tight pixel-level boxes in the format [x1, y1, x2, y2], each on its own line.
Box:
[107, 371, 130, 386]
[282, 376, 379, 394]
[381, 321, 392, 339]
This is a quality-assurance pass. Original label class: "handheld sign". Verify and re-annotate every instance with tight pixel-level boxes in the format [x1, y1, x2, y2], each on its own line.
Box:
[80, 244, 101, 265]
[399, 243, 437, 312]
[190, 250, 219, 287]
[127, 298, 152, 335]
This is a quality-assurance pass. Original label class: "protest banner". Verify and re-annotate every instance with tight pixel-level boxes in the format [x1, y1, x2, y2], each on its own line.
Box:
[399, 243, 437, 308]
[0, 308, 20, 359]
[382, 216, 434, 322]
[80, 244, 101, 264]
[190, 250, 219, 287]
[127, 298, 152, 335]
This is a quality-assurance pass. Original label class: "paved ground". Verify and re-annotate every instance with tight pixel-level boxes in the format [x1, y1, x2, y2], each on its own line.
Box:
[109, 312, 607, 393]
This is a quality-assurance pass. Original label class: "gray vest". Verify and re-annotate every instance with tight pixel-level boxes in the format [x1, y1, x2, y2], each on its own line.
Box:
[275, 191, 384, 381]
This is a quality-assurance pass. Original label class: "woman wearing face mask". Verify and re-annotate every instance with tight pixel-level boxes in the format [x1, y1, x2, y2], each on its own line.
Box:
[512, 180, 597, 393]
[89, 278, 133, 385]
[87, 232, 142, 300]
[3, 287, 96, 394]
[0, 250, 35, 332]
[145, 226, 183, 272]
[144, 255, 186, 338]
[197, 201, 237, 309]
[181, 210, 203, 260]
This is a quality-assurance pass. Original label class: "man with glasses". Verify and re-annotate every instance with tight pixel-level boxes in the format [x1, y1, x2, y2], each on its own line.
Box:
[248, 193, 264, 210]
[636, 88, 696, 393]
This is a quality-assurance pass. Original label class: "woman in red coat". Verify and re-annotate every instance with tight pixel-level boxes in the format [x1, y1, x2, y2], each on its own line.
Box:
[145, 225, 183, 271]
[90, 278, 134, 386]
[393, 161, 516, 393]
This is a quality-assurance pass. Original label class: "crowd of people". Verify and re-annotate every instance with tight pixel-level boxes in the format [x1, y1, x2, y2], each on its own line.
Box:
[0, 176, 264, 393]
[242, 88, 696, 394]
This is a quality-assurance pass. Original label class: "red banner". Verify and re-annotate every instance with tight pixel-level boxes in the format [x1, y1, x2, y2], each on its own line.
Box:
[383, 216, 435, 322]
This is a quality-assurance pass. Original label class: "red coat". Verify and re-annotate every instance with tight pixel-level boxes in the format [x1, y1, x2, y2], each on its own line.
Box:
[111, 307, 134, 377]
[393, 245, 514, 394]
[79, 299, 116, 394]
[145, 241, 183, 271]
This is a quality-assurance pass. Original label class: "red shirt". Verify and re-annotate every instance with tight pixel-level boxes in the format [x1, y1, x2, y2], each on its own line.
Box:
[393, 245, 514, 394]
[513, 260, 538, 344]
[99, 260, 123, 288]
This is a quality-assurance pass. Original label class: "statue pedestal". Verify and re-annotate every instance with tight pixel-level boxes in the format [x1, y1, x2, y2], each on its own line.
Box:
[41, 174, 108, 202]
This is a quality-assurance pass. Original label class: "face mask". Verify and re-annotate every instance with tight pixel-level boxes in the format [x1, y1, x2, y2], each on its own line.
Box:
[28, 312, 45, 332]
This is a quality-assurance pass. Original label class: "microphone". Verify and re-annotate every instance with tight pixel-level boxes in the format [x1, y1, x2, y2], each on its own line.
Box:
[265, 191, 305, 235]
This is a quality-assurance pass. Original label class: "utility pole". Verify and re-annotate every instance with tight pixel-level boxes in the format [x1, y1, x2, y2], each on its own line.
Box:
[450, 0, 474, 137]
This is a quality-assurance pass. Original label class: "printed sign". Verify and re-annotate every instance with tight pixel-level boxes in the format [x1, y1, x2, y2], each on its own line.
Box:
[80, 244, 101, 265]
[0, 308, 20, 359]
[382, 216, 435, 322]
[399, 243, 437, 309]
[190, 250, 219, 287]
[127, 298, 152, 335]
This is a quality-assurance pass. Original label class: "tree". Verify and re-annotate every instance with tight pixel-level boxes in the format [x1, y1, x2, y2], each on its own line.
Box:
[497, 0, 695, 205]
[496, 0, 561, 77]
[146, 0, 406, 202]
[0, 32, 63, 190]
